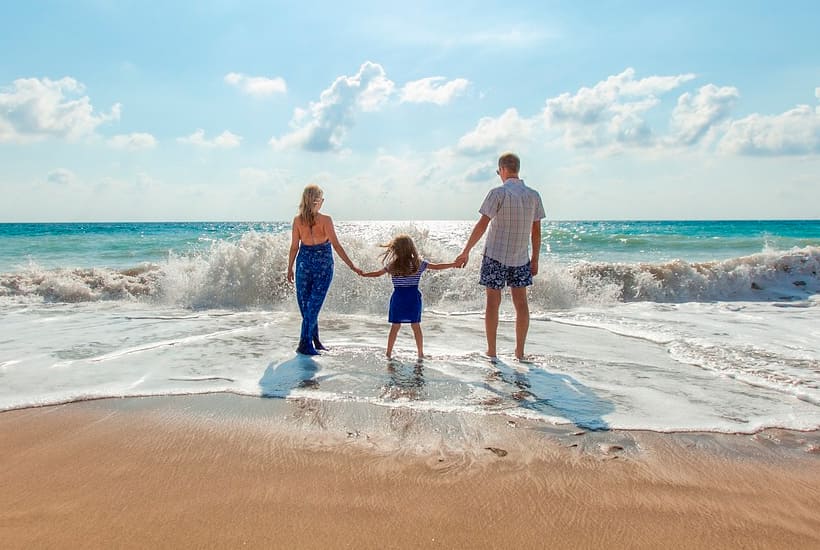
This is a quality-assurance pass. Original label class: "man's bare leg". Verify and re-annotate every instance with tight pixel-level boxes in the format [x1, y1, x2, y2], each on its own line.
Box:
[485, 288, 502, 358]
[510, 286, 530, 360]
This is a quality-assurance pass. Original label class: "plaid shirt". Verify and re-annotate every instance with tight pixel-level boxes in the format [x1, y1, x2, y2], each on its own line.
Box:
[479, 178, 545, 266]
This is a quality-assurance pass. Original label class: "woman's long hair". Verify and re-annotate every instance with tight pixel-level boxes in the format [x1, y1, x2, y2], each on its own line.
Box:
[298, 184, 323, 227]
[380, 234, 420, 277]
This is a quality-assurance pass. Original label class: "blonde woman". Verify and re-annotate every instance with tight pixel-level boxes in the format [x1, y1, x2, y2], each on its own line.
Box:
[287, 184, 361, 355]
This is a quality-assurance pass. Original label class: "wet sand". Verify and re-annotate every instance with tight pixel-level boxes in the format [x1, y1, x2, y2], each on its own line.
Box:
[1, 395, 819, 549]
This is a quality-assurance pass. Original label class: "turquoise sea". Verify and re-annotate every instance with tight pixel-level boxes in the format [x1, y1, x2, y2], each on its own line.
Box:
[1, 219, 818, 271]
[1, 219, 818, 434]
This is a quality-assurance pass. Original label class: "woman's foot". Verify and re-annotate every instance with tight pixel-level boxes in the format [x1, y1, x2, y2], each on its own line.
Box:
[296, 340, 320, 356]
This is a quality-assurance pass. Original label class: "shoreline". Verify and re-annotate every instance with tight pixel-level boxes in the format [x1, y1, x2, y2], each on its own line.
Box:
[2, 394, 819, 549]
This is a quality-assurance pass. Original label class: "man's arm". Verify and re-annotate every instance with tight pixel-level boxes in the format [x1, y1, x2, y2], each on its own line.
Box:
[530, 220, 541, 276]
[454, 215, 491, 267]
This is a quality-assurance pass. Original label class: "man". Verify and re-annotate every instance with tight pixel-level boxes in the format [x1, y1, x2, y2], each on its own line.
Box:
[455, 152, 545, 360]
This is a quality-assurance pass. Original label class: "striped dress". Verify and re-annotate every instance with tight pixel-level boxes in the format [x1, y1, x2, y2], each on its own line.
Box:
[388, 260, 429, 324]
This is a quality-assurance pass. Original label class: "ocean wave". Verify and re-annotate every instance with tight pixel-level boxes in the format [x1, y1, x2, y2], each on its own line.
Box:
[1, 231, 817, 309]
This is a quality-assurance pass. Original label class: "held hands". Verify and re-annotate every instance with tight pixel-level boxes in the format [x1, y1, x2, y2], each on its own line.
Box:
[454, 252, 469, 268]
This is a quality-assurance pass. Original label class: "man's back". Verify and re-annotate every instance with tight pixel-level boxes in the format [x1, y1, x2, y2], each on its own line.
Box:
[480, 179, 545, 267]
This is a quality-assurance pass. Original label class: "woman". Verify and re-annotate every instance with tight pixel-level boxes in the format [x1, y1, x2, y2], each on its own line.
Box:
[287, 184, 361, 355]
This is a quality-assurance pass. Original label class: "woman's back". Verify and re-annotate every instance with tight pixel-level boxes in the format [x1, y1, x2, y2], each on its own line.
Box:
[294, 214, 330, 246]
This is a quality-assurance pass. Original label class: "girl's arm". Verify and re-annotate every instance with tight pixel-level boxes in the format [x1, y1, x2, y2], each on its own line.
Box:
[426, 261, 458, 270]
[287, 218, 301, 283]
[361, 267, 388, 278]
[325, 216, 362, 274]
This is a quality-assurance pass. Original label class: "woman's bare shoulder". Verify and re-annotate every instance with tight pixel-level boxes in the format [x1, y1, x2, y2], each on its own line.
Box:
[316, 213, 334, 226]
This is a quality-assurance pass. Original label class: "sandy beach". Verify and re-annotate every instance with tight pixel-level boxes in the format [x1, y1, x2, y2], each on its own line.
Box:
[1, 394, 818, 549]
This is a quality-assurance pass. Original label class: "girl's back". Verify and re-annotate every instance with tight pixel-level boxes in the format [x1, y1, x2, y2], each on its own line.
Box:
[389, 261, 428, 288]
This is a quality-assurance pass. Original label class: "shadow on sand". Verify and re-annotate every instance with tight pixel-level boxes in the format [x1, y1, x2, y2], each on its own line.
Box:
[258, 354, 321, 398]
[487, 359, 614, 431]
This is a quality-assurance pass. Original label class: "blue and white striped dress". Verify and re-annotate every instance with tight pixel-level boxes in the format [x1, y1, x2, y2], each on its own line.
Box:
[388, 260, 429, 323]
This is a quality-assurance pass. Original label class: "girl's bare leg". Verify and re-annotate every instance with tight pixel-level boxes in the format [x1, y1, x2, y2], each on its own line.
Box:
[411, 323, 424, 359]
[386, 323, 401, 358]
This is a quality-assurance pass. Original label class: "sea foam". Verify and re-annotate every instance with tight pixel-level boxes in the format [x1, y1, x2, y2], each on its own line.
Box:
[1, 230, 817, 309]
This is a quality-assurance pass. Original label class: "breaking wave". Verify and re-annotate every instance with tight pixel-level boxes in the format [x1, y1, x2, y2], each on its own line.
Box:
[1, 230, 817, 310]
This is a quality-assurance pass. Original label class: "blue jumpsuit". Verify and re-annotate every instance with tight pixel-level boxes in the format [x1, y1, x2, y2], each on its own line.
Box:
[295, 240, 333, 355]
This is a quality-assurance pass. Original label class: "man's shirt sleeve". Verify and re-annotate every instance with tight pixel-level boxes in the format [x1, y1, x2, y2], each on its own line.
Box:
[533, 192, 546, 221]
[479, 188, 502, 219]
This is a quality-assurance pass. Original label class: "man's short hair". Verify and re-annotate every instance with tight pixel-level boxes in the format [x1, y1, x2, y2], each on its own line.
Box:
[498, 152, 520, 174]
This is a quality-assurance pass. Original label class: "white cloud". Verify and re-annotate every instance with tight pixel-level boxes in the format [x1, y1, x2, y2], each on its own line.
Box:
[456, 108, 534, 155]
[177, 129, 242, 149]
[464, 162, 495, 182]
[669, 84, 739, 146]
[135, 172, 161, 188]
[543, 68, 695, 148]
[719, 102, 820, 156]
[400, 77, 469, 105]
[224, 72, 287, 97]
[108, 132, 157, 150]
[46, 168, 76, 185]
[238, 167, 294, 187]
[0, 77, 120, 143]
[363, 16, 554, 50]
[270, 61, 395, 152]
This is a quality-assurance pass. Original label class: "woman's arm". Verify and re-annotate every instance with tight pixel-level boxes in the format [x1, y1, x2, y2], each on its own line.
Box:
[325, 216, 361, 274]
[287, 218, 301, 283]
[361, 268, 388, 278]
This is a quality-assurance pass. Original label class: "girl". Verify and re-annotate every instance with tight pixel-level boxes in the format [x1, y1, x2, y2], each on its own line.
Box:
[287, 184, 361, 355]
[361, 234, 456, 359]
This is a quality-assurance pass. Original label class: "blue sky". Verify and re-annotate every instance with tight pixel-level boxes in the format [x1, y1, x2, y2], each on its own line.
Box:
[1, 1, 818, 221]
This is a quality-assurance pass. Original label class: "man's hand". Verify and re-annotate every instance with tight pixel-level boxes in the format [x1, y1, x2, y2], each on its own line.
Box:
[530, 259, 539, 277]
[454, 252, 469, 268]
[287, 268, 295, 284]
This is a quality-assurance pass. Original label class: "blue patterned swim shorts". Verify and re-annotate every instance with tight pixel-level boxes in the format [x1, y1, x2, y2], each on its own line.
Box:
[479, 255, 532, 289]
